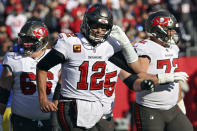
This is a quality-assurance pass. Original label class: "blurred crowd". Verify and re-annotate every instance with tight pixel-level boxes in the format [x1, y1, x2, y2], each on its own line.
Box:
[0, 0, 197, 63]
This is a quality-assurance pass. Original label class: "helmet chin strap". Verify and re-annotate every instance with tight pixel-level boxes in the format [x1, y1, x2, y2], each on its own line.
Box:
[88, 29, 110, 45]
[166, 38, 176, 46]
[166, 34, 179, 46]
[89, 35, 104, 42]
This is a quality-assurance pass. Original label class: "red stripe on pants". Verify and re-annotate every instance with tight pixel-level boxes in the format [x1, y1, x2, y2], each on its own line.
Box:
[135, 104, 142, 131]
[58, 102, 69, 131]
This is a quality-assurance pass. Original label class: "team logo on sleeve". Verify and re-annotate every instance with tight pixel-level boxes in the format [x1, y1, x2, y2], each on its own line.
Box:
[73, 45, 81, 53]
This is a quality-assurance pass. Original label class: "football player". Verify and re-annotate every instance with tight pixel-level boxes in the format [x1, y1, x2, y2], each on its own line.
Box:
[36, 3, 189, 131]
[0, 21, 61, 131]
[36, 3, 141, 130]
[131, 11, 193, 131]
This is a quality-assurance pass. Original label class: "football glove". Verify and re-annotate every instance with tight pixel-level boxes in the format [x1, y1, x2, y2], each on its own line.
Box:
[157, 72, 188, 84]
[110, 25, 138, 63]
[141, 80, 155, 92]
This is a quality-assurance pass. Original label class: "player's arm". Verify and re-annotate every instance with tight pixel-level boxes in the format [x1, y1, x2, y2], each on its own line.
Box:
[119, 69, 155, 92]
[36, 49, 65, 112]
[110, 53, 159, 84]
[109, 51, 136, 74]
[0, 66, 13, 127]
[110, 25, 143, 73]
[136, 57, 188, 84]
[0, 66, 13, 114]
[110, 51, 188, 84]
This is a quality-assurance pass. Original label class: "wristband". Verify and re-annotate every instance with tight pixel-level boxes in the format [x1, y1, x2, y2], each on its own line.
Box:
[123, 74, 139, 90]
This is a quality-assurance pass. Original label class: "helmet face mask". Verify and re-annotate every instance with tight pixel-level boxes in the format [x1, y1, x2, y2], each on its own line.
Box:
[88, 23, 110, 43]
[18, 35, 40, 55]
[80, 4, 113, 46]
[146, 11, 180, 46]
[18, 21, 49, 55]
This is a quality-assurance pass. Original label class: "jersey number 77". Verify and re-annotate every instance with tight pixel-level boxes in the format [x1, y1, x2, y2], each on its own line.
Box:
[157, 58, 179, 73]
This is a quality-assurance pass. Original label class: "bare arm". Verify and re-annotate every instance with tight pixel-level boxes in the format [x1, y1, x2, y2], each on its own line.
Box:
[36, 69, 48, 104]
[119, 69, 155, 92]
[36, 68, 57, 112]
[127, 56, 149, 73]
[118, 56, 157, 91]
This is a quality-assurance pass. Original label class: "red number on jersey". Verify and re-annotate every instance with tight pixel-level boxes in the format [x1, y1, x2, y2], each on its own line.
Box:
[90, 62, 106, 90]
[78, 62, 117, 97]
[139, 40, 147, 44]
[20, 72, 54, 95]
[172, 58, 179, 72]
[20, 72, 36, 95]
[77, 61, 89, 90]
[104, 71, 117, 97]
[46, 72, 54, 95]
[78, 61, 106, 90]
[157, 58, 179, 73]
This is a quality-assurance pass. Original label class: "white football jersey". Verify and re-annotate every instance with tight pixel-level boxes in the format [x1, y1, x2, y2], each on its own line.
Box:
[134, 39, 180, 110]
[101, 61, 121, 116]
[53, 33, 121, 101]
[3, 49, 61, 120]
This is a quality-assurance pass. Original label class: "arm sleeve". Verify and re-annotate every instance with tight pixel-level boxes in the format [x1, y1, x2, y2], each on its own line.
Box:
[109, 51, 136, 74]
[52, 33, 70, 59]
[37, 49, 65, 71]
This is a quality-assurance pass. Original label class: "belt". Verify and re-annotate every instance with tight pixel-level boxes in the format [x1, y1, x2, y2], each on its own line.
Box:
[59, 95, 76, 102]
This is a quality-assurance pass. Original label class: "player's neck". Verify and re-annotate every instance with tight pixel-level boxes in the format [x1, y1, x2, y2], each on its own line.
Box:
[150, 37, 169, 48]
[30, 49, 46, 59]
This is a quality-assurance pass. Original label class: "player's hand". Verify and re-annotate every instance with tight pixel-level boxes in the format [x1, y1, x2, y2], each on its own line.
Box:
[53, 100, 59, 107]
[40, 99, 58, 113]
[173, 72, 188, 82]
[110, 25, 130, 46]
[141, 80, 155, 92]
[157, 72, 189, 84]
[110, 25, 138, 63]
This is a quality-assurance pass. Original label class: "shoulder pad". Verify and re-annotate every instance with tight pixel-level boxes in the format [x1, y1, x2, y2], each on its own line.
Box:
[3, 52, 22, 61]
[133, 40, 151, 56]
